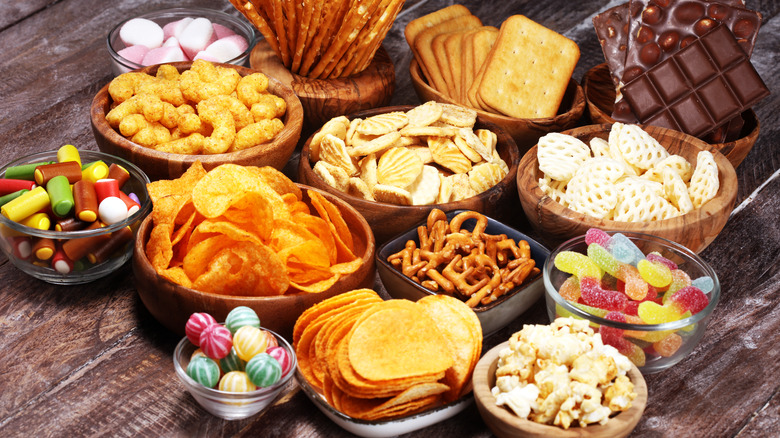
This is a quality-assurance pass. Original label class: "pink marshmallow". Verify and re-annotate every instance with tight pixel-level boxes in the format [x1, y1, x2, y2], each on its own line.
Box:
[179, 17, 217, 60]
[163, 37, 181, 48]
[204, 35, 249, 62]
[119, 18, 164, 49]
[212, 23, 237, 39]
[162, 17, 194, 40]
[193, 51, 221, 63]
[142, 46, 188, 66]
[117, 45, 149, 64]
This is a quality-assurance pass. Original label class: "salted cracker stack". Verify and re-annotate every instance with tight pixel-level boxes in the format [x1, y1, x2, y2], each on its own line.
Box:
[477, 15, 580, 119]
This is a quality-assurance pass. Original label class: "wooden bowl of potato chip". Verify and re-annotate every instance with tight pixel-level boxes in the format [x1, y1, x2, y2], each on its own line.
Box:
[410, 59, 586, 154]
[582, 62, 760, 169]
[90, 61, 304, 181]
[132, 181, 375, 341]
[297, 104, 521, 244]
[516, 123, 738, 253]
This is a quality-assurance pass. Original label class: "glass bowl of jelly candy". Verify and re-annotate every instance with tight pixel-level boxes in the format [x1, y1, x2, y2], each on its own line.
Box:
[0, 147, 151, 284]
[543, 229, 720, 374]
[172, 316, 296, 421]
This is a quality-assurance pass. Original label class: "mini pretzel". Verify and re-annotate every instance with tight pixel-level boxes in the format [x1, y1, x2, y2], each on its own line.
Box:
[426, 208, 448, 230]
[466, 271, 502, 307]
[442, 255, 488, 296]
[449, 211, 488, 236]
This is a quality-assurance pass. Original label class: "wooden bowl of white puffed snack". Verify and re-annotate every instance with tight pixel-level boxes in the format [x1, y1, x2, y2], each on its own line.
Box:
[516, 123, 737, 253]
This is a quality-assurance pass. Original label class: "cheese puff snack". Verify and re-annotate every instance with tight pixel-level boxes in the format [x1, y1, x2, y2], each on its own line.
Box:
[104, 60, 287, 155]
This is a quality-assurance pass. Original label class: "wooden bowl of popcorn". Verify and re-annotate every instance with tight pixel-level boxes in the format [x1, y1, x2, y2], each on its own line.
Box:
[516, 123, 738, 253]
[473, 333, 648, 438]
[90, 61, 303, 181]
[297, 104, 521, 244]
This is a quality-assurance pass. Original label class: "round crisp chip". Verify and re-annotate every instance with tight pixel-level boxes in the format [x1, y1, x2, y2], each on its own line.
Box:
[192, 164, 270, 218]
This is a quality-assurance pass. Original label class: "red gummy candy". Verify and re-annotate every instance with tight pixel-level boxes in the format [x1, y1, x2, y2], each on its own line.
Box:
[669, 286, 709, 314]
[647, 252, 678, 270]
[600, 312, 633, 354]
[185, 312, 217, 346]
[580, 277, 628, 312]
[625, 300, 640, 316]
[585, 228, 611, 247]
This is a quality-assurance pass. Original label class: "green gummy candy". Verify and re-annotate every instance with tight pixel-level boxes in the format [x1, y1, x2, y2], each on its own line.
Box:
[554, 251, 601, 279]
[587, 243, 619, 277]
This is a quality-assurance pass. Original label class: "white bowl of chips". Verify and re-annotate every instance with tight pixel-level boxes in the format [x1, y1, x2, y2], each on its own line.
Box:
[516, 123, 738, 253]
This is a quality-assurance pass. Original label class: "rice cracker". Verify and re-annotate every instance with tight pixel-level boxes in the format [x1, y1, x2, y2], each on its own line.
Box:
[477, 15, 579, 119]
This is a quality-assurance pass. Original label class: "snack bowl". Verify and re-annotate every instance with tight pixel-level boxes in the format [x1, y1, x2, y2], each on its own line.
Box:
[376, 210, 550, 336]
[296, 367, 473, 438]
[516, 123, 738, 253]
[582, 62, 760, 168]
[132, 184, 375, 341]
[90, 61, 303, 181]
[107, 7, 257, 76]
[473, 340, 647, 438]
[409, 58, 586, 154]
[173, 327, 296, 420]
[298, 105, 521, 244]
[0, 149, 151, 284]
[545, 231, 721, 374]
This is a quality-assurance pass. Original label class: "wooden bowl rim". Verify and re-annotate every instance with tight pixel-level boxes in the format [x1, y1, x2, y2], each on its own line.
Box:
[517, 123, 738, 232]
[473, 340, 648, 437]
[133, 183, 375, 302]
[90, 61, 304, 165]
[581, 62, 760, 150]
[299, 104, 521, 213]
[409, 58, 586, 124]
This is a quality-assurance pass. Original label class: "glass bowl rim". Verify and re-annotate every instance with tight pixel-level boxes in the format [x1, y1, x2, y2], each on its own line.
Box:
[543, 230, 721, 331]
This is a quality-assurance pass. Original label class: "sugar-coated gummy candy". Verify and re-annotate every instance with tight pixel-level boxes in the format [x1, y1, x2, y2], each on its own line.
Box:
[225, 306, 261, 334]
[219, 347, 246, 373]
[691, 276, 714, 294]
[199, 324, 233, 360]
[616, 263, 648, 300]
[663, 269, 692, 302]
[233, 326, 269, 362]
[653, 333, 683, 357]
[185, 312, 217, 346]
[668, 286, 709, 314]
[554, 251, 601, 279]
[637, 259, 672, 288]
[558, 275, 581, 301]
[587, 243, 620, 277]
[606, 233, 645, 266]
[266, 346, 292, 376]
[219, 371, 257, 393]
[579, 277, 627, 311]
[637, 301, 682, 324]
[585, 228, 611, 246]
[646, 252, 677, 270]
[245, 353, 282, 387]
[186, 355, 220, 388]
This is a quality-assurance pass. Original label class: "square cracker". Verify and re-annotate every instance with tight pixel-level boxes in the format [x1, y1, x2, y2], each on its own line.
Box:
[478, 15, 580, 119]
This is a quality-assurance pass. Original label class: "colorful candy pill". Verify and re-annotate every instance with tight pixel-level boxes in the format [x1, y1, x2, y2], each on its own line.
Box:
[10, 236, 32, 259]
[57, 144, 81, 166]
[32, 238, 56, 260]
[61, 221, 111, 261]
[219, 371, 256, 393]
[118, 192, 140, 216]
[0, 189, 29, 207]
[185, 312, 217, 346]
[266, 346, 292, 376]
[225, 306, 261, 334]
[87, 226, 133, 264]
[20, 212, 51, 231]
[34, 161, 82, 186]
[81, 161, 109, 183]
[0, 178, 36, 196]
[46, 175, 75, 217]
[233, 325, 268, 362]
[199, 324, 233, 360]
[187, 355, 220, 388]
[94, 179, 120, 202]
[55, 216, 89, 232]
[98, 196, 129, 225]
[107, 164, 130, 188]
[4, 161, 55, 180]
[245, 353, 282, 387]
[51, 247, 75, 274]
[73, 180, 98, 222]
[1, 186, 50, 222]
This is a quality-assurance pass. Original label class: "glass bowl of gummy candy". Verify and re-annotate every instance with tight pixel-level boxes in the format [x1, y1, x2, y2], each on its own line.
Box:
[0, 147, 151, 284]
[107, 7, 258, 76]
[173, 307, 297, 420]
[543, 228, 720, 374]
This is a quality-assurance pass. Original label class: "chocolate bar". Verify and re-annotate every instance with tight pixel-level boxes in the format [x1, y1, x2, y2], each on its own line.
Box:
[592, 2, 639, 88]
[621, 24, 769, 138]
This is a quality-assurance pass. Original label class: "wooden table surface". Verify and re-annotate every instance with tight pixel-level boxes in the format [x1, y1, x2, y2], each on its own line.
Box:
[1, 0, 778, 436]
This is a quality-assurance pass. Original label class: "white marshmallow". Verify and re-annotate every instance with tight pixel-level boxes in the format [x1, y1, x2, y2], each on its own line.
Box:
[203, 35, 249, 62]
[162, 17, 194, 40]
[142, 46, 188, 66]
[119, 18, 164, 49]
[179, 17, 217, 60]
[162, 36, 180, 48]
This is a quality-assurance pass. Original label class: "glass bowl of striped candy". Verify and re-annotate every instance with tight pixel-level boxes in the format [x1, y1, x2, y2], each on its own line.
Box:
[172, 307, 297, 420]
[543, 229, 720, 374]
[0, 147, 151, 284]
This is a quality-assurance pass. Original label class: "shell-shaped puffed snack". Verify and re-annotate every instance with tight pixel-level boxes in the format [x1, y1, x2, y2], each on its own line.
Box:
[376, 147, 424, 189]
[662, 168, 694, 215]
[310, 116, 349, 161]
[613, 123, 669, 170]
[644, 154, 693, 184]
[408, 165, 441, 205]
[319, 134, 358, 175]
[428, 136, 472, 174]
[406, 101, 443, 127]
[688, 150, 719, 208]
[439, 103, 477, 128]
[468, 162, 507, 194]
[589, 137, 611, 158]
[578, 156, 627, 184]
[613, 178, 679, 222]
[537, 132, 591, 182]
[566, 176, 619, 220]
[538, 176, 568, 206]
[373, 184, 413, 206]
[357, 111, 409, 135]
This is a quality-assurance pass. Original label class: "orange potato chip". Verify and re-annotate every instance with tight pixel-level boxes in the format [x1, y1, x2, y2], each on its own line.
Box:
[246, 166, 303, 200]
[159, 266, 192, 288]
[146, 161, 207, 203]
[293, 289, 381, 347]
[308, 190, 355, 263]
[145, 223, 175, 271]
[190, 240, 289, 296]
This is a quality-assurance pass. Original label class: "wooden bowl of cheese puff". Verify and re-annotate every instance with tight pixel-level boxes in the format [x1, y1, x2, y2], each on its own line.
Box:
[297, 104, 521, 243]
[90, 60, 303, 181]
[516, 123, 738, 253]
